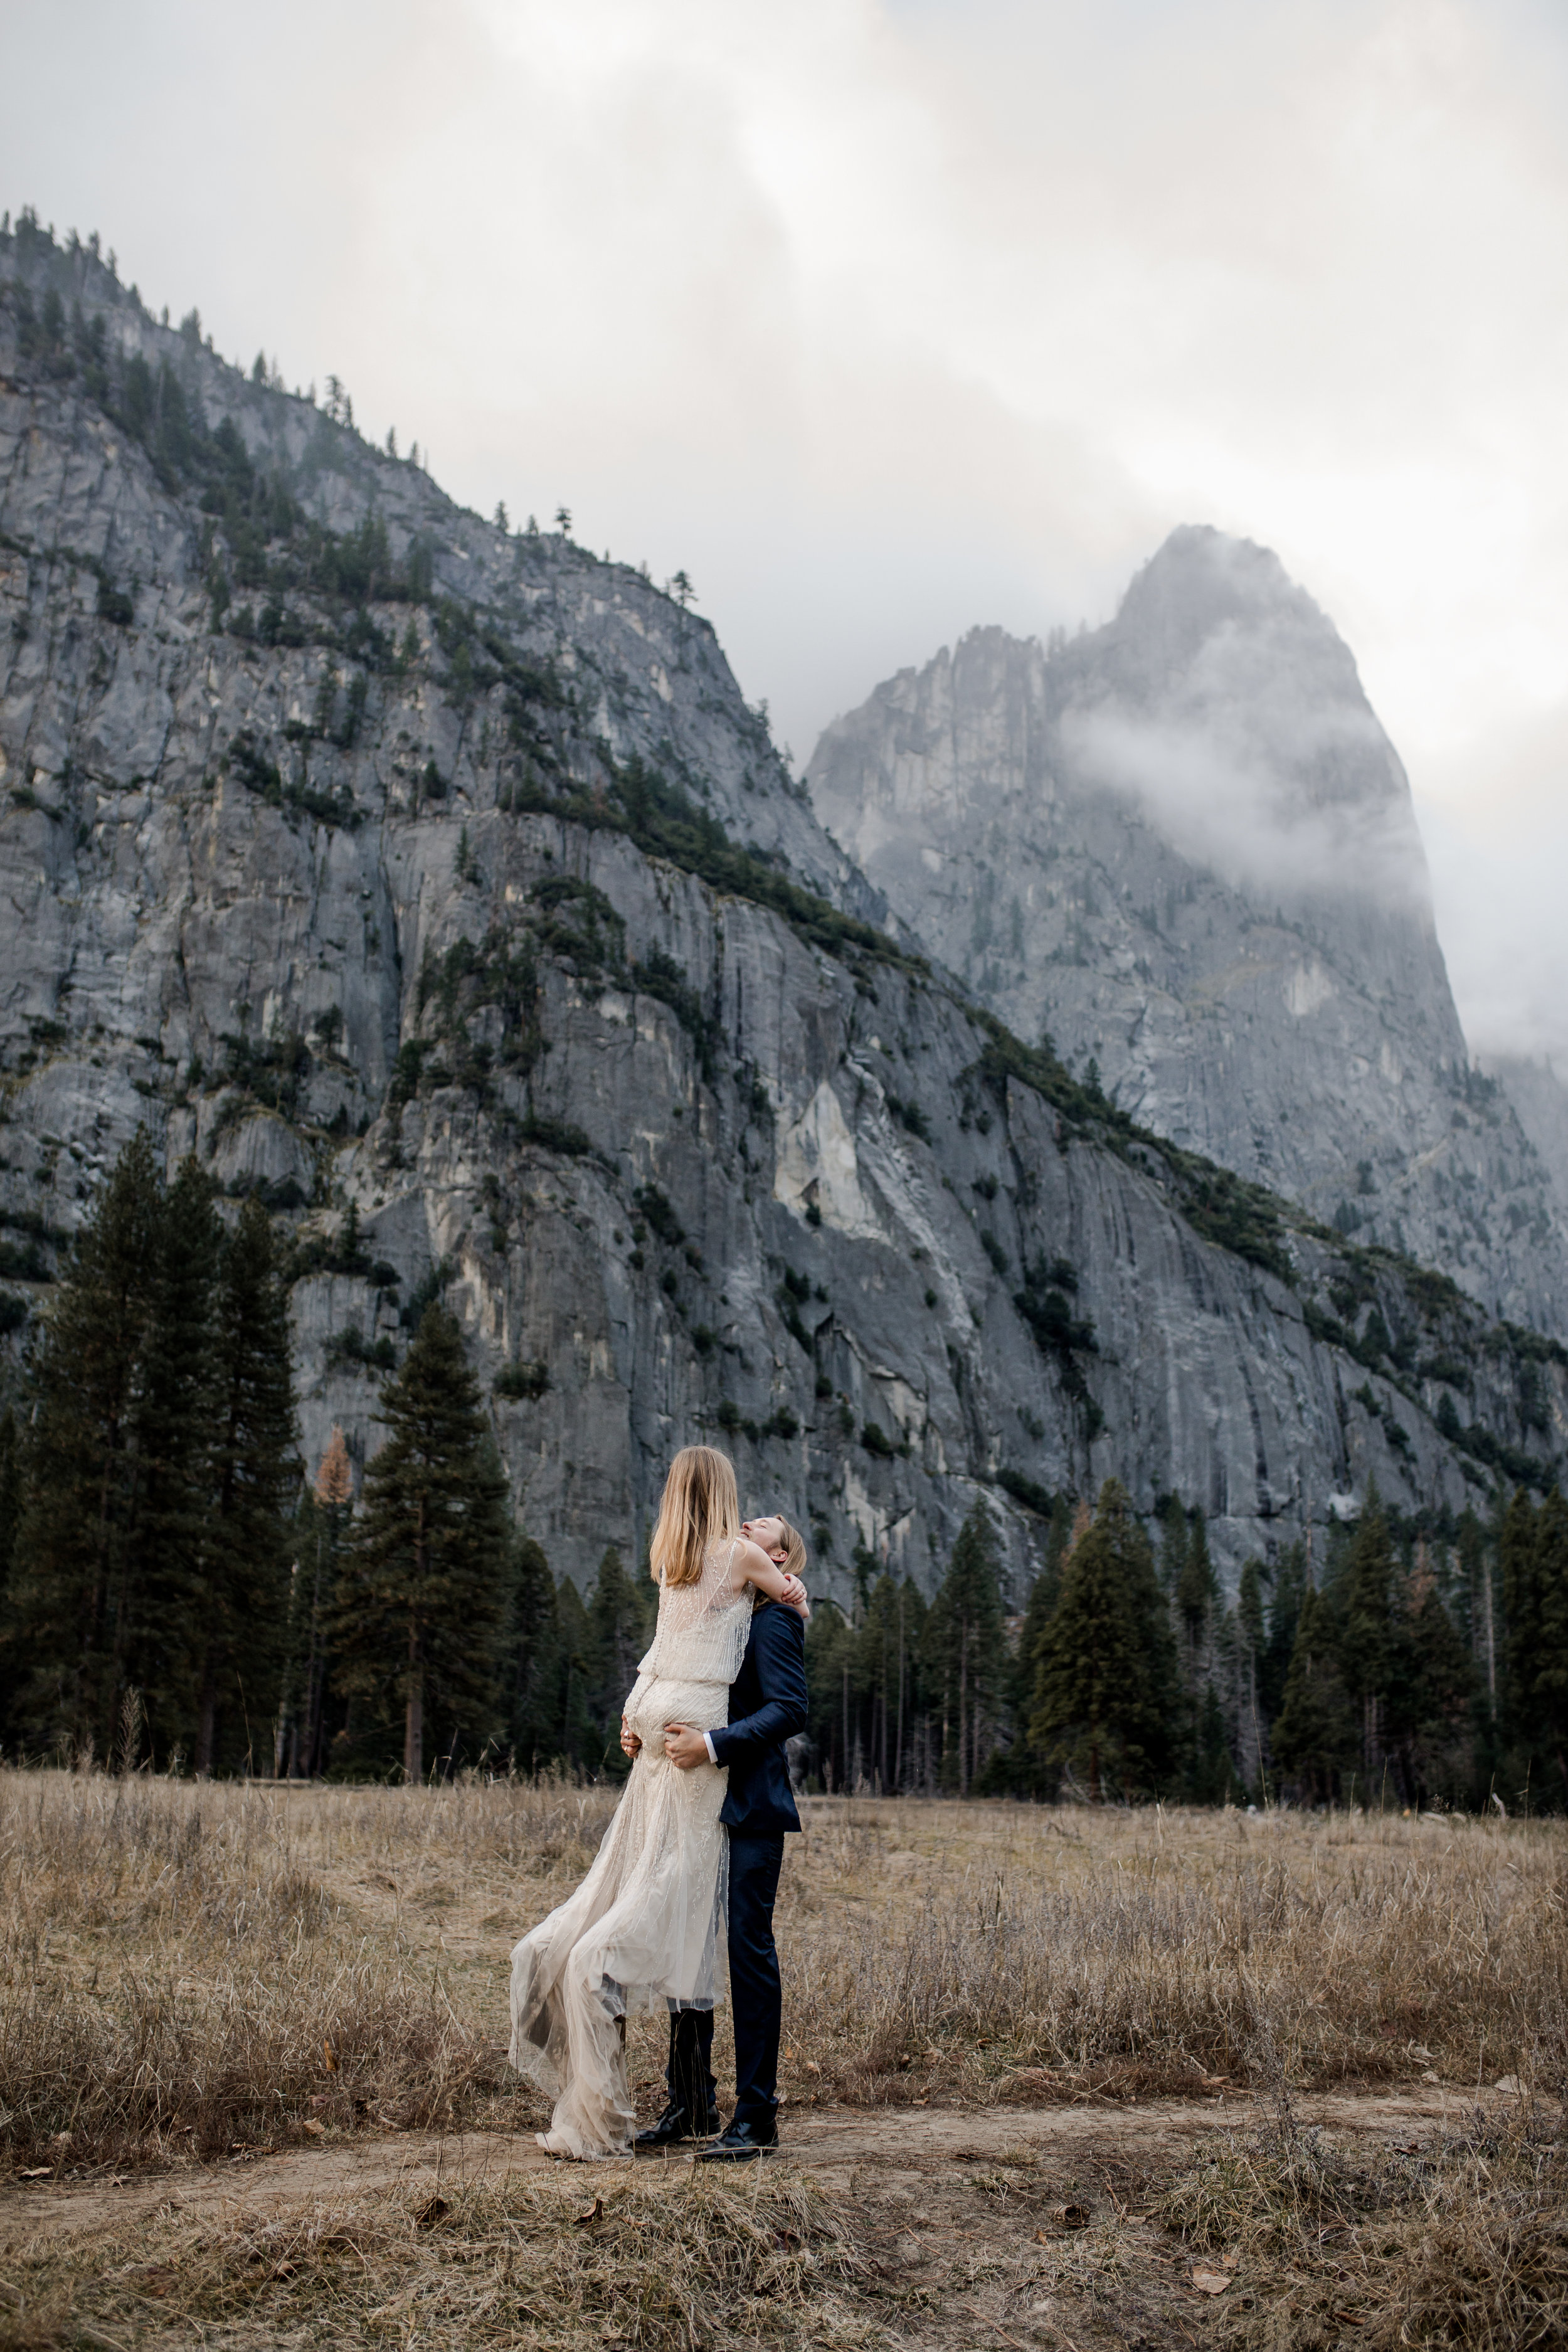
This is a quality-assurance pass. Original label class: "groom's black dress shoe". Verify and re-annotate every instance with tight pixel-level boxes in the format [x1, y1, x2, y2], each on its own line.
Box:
[697, 2117, 778, 2163]
[635, 2101, 721, 2149]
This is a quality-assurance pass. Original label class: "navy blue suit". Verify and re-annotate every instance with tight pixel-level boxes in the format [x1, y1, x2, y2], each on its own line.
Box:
[668, 1599, 807, 2129]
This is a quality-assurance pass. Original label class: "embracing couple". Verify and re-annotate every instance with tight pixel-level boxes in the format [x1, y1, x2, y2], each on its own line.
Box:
[508, 1446, 810, 2161]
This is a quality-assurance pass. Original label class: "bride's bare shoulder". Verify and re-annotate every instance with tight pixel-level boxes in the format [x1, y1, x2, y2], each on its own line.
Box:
[726, 1532, 776, 1589]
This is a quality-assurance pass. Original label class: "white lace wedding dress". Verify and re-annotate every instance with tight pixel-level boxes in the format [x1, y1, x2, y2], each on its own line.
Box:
[508, 1540, 755, 2156]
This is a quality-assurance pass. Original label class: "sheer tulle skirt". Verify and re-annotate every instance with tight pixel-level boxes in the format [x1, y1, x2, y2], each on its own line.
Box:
[508, 1673, 729, 2158]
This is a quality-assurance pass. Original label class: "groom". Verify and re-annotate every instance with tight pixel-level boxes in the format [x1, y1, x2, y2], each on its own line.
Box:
[621, 1532, 808, 2162]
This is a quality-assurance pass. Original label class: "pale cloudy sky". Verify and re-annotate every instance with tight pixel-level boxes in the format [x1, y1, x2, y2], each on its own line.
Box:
[9, 0, 1568, 1058]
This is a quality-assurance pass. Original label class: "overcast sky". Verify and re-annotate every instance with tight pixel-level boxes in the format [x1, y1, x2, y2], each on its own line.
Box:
[9, 0, 1568, 1060]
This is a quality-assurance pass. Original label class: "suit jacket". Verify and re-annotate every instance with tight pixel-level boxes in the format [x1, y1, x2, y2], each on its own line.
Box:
[709, 1599, 807, 1835]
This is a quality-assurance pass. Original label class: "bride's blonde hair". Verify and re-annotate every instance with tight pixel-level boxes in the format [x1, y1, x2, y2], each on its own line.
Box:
[650, 1446, 740, 1588]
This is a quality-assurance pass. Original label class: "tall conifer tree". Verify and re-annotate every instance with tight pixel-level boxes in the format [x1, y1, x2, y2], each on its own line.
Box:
[194, 1197, 298, 1774]
[0, 1411, 19, 1621]
[1391, 1546, 1475, 1807]
[8, 1133, 173, 1755]
[1271, 1582, 1356, 1800]
[1030, 1479, 1175, 1799]
[1337, 1489, 1399, 1791]
[923, 1498, 1005, 1794]
[587, 1544, 652, 1770]
[284, 1428, 352, 1776]
[1535, 1491, 1568, 1803]
[506, 1528, 561, 1770]
[331, 1307, 509, 1779]
[1498, 1487, 1544, 1779]
[128, 1155, 223, 1751]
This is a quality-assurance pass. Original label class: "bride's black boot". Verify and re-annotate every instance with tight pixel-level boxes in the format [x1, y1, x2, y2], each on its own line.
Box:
[635, 2100, 721, 2149]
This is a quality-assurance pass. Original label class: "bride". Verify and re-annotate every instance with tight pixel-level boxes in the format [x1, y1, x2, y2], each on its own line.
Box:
[507, 1445, 807, 2158]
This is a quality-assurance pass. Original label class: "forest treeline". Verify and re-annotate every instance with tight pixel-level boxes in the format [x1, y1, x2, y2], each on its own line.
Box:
[1, 1136, 1564, 1806]
[807, 1478, 1564, 1813]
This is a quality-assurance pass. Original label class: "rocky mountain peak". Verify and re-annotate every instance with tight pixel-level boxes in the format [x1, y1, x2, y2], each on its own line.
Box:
[1100, 523, 1332, 685]
[810, 534, 1568, 1334]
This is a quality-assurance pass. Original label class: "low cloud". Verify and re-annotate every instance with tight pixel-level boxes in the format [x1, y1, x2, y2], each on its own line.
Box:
[1060, 701, 1434, 911]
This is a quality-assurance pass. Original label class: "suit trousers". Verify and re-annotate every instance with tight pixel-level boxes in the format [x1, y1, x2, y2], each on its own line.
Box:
[666, 1831, 785, 2129]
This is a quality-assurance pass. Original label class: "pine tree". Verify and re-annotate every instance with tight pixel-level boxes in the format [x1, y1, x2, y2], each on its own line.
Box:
[1259, 1539, 1307, 1720]
[312, 1429, 354, 1759]
[506, 1528, 559, 1769]
[1176, 1508, 1218, 1651]
[1498, 1486, 1542, 1784]
[1391, 1545, 1475, 1808]
[1271, 1582, 1356, 1801]
[7, 1135, 175, 1756]
[0, 1411, 19, 1618]
[803, 1597, 859, 1791]
[1534, 1491, 1568, 1804]
[331, 1308, 509, 1779]
[127, 1155, 223, 1756]
[1453, 1506, 1496, 1703]
[1189, 1682, 1236, 1803]
[1157, 1495, 1188, 1594]
[1338, 1490, 1397, 1793]
[1496, 1486, 1568, 1806]
[194, 1197, 298, 1774]
[986, 1503, 1078, 1796]
[856, 1572, 913, 1791]
[1030, 1479, 1175, 1800]
[1171, 1503, 1221, 1797]
[1235, 1557, 1268, 1790]
[281, 1431, 352, 1776]
[923, 1499, 1005, 1794]
[587, 1544, 652, 1772]
[4, 1138, 304, 1772]
[552, 1573, 598, 1765]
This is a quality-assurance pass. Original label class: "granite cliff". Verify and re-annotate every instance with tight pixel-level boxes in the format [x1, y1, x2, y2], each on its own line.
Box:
[1, 218, 1562, 1602]
[808, 532, 1568, 1338]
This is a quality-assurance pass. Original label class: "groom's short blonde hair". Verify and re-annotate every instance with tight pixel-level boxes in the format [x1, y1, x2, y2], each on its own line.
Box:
[650, 1446, 740, 1588]
[776, 1518, 807, 1584]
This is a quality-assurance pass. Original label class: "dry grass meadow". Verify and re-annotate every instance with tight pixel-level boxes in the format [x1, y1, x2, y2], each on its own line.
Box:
[3, 1768, 1568, 2346]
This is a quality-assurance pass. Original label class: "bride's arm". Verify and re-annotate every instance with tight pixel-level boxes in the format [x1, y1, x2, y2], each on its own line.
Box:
[732, 1535, 809, 1616]
[620, 1665, 655, 1760]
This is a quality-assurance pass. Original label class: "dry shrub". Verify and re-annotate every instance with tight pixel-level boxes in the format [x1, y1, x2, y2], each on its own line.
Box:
[1159, 2098, 1568, 2349]
[0, 1769, 535, 2171]
[781, 1801, 1568, 2101]
[8, 2170, 879, 2352]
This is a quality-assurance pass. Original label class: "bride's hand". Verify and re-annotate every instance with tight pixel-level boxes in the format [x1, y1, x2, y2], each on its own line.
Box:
[620, 1715, 642, 1759]
[778, 1572, 810, 1617]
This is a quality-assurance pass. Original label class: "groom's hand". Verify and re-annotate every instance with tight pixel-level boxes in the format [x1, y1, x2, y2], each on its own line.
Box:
[663, 1723, 709, 1771]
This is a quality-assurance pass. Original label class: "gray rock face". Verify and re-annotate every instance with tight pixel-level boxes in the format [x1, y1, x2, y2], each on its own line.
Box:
[1483, 1056, 1568, 1226]
[1, 229, 1561, 1605]
[808, 529, 1568, 1336]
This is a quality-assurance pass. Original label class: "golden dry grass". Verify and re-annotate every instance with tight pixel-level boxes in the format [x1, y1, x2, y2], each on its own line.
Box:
[3, 1769, 1567, 2175]
[1156, 2095, 1568, 2348]
[0, 2170, 883, 2352]
[789, 1796, 1568, 2106]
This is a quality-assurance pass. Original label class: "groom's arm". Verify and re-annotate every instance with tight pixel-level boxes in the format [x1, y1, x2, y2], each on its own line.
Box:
[707, 1606, 807, 1770]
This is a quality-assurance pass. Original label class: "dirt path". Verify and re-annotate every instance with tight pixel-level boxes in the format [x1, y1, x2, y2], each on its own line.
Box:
[4, 2082, 1486, 2250]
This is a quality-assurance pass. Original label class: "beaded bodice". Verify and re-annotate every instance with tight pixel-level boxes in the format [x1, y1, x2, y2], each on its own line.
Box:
[638, 1539, 754, 1687]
